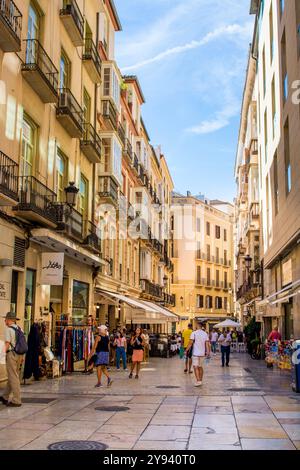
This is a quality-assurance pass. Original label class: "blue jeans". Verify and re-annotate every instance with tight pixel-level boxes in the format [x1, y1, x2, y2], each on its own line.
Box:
[221, 345, 230, 366]
[116, 347, 127, 369]
[211, 341, 217, 353]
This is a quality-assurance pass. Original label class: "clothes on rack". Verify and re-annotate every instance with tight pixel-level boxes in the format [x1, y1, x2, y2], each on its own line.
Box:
[57, 326, 95, 373]
[23, 321, 48, 380]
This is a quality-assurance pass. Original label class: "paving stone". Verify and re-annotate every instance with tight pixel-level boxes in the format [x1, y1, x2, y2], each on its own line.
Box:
[241, 438, 296, 450]
[235, 413, 288, 439]
[140, 425, 190, 441]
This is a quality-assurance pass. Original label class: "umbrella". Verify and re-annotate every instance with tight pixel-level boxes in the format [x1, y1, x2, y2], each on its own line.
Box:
[214, 319, 241, 328]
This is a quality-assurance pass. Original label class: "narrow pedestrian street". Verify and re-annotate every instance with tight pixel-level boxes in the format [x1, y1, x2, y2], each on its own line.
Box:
[0, 353, 299, 451]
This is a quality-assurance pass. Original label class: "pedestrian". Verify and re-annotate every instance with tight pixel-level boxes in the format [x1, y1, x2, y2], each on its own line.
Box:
[210, 328, 219, 355]
[142, 329, 150, 362]
[185, 321, 211, 387]
[114, 331, 127, 371]
[182, 323, 193, 374]
[129, 327, 144, 379]
[218, 329, 232, 367]
[88, 325, 113, 388]
[268, 325, 281, 342]
[109, 329, 117, 366]
[127, 331, 134, 364]
[1, 312, 25, 407]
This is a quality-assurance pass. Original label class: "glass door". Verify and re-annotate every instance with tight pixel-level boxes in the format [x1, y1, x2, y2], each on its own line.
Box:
[24, 269, 36, 337]
[27, 4, 39, 62]
[21, 118, 34, 177]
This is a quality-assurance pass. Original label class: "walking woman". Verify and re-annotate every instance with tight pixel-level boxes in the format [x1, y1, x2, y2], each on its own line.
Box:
[129, 327, 144, 379]
[114, 331, 128, 371]
[88, 325, 113, 388]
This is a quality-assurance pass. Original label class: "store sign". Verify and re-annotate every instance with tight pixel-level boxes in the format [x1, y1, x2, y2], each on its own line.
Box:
[0, 281, 9, 300]
[40, 253, 64, 286]
[282, 258, 292, 287]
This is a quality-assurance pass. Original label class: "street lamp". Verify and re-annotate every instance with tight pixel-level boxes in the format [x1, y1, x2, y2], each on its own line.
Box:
[64, 182, 79, 208]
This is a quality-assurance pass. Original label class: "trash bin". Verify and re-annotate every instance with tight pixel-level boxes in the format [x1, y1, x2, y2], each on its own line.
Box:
[292, 340, 300, 393]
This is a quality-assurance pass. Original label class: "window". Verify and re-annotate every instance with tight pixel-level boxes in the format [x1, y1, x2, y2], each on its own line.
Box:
[207, 267, 211, 285]
[196, 266, 201, 284]
[216, 247, 219, 263]
[271, 76, 276, 137]
[284, 119, 291, 194]
[83, 88, 91, 124]
[27, 4, 39, 41]
[56, 150, 68, 202]
[207, 244, 211, 261]
[196, 241, 201, 259]
[281, 31, 288, 102]
[79, 174, 88, 216]
[60, 50, 71, 89]
[72, 280, 89, 324]
[224, 250, 227, 266]
[224, 272, 228, 289]
[224, 297, 228, 311]
[196, 218, 201, 232]
[206, 221, 210, 236]
[224, 229, 227, 241]
[274, 152, 279, 214]
[216, 270, 220, 287]
[196, 295, 204, 309]
[215, 297, 222, 309]
[280, 0, 285, 16]
[21, 115, 36, 176]
[206, 295, 212, 309]
[113, 137, 122, 184]
[215, 225, 220, 239]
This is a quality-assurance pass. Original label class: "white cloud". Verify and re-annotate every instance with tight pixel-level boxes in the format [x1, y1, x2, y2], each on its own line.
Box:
[122, 22, 253, 72]
[187, 102, 240, 135]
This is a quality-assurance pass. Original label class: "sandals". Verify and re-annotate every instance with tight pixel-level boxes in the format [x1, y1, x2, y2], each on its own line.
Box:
[129, 373, 133, 379]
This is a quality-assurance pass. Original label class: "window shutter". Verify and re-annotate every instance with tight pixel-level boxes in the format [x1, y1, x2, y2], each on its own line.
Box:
[13, 237, 26, 268]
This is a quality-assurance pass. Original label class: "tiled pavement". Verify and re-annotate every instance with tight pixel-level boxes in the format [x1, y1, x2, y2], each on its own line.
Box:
[0, 353, 299, 450]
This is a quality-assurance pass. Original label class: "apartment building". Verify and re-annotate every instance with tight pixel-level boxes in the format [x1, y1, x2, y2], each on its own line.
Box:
[171, 193, 234, 331]
[234, 53, 262, 327]
[0, 0, 177, 382]
[249, 0, 300, 339]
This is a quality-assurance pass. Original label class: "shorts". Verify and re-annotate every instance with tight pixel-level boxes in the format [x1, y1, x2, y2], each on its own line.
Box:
[184, 348, 193, 359]
[192, 356, 205, 368]
[132, 349, 144, 362]
[95, 351, 109, 366]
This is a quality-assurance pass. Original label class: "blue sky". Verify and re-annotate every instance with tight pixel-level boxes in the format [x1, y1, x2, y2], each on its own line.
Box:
[114, 0, 254, 202]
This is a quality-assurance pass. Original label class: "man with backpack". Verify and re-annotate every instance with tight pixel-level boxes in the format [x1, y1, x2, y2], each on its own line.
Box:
[1, 312, 28, 407]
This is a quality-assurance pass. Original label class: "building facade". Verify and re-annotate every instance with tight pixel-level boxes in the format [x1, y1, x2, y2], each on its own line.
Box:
[245, 0, 300, 339]
[171, 193, 234, 331]
[0, 0, 176, 381]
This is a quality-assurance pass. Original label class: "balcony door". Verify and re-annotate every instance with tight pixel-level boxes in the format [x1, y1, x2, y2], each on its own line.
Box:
[60, 50, 71, 90]
[27, 4, 40, 62]
[83, 88, 91, 124]
[21, 117, 35, 177]
[56, 150, 67, 202]
[79, 174, 88, 218]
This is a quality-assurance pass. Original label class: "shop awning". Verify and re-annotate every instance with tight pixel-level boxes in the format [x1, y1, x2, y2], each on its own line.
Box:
[257, 279, 300, 307]
[30, 228, 105, 267]
[95, 288, 156, 312]
[138, 300, 179, 321]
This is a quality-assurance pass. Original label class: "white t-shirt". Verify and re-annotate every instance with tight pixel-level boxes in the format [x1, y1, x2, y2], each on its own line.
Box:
[210, 332, 218, 342]
[190, 329, 209, 357]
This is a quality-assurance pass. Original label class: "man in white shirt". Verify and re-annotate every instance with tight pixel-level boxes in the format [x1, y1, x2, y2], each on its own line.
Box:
[185, 321, 210, 387]
[210, 328, 219, 355]
[218, 329, 232, 367]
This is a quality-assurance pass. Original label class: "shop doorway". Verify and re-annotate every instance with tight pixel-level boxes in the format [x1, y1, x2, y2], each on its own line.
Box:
[24, 269, 36, 337]
[10, 270, 19, 314]
[283, 302, 293, 340]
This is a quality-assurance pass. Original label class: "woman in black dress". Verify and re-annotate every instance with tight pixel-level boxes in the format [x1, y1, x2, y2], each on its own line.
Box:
[88, 325, 112, 388]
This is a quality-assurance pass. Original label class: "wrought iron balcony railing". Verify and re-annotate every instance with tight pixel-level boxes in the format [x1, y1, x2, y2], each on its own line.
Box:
[14, 176, 57, 224]
[133, 153, 139, 173]
[59, 0, 84, 46]
[82, 37, 101, 81]
[80, 122, 101, 163]
[57, 88, 84, 137]
[0, 0, 22, 52]
[98, 176, 119, 205]
[55, 203, 83, 240]
[0, 150, 19, 203]
[123, 138, 133, 162]
[140, 279, 163, 299]
[117, 124, 126, 146]
[83, 220, 101, 253]
[102, 100, 118, 130]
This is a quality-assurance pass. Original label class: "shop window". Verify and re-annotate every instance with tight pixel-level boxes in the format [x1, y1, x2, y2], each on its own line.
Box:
[72, 280, 89, 324]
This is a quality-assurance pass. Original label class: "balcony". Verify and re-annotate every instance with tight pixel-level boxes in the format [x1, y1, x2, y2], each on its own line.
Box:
[117, 124, 126, 147]
[143, 173, 149, 189]
[55, 204, 83, 241]
[59, 0, 84, 46]
[123, 138, 133, 164]
[101, 100, 118, 131]
[138, 164, 144, 183]
[21, 40, 58, 103]
[57, 88, 84, 138]
[132, 153, 139, 174]
[164, 293, 175, 307]
[13, 176, 57, 227]
[82, 38, 101, 83]
[0, 151, 19, 206]
[82, 220, 101, 254]
[164, 254, 174, 272]
[80, 123, 101, 164]
[236, 279, 261, 302]
[0, 0, 22, 52]
[98, 176, 118, 205]
[127, 201, 134, 222]
[140, 279, 163, 300]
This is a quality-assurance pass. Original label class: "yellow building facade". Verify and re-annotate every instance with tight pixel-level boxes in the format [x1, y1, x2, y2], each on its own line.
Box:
[171, 194, 234, 331]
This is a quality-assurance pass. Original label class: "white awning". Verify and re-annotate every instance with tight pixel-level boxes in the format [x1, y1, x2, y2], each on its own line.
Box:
[95, 288, 156, 312]
[138, 300, 179, 320]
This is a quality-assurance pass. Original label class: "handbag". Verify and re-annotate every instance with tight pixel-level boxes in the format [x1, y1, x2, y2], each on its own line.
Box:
[44, 348, 54, 362]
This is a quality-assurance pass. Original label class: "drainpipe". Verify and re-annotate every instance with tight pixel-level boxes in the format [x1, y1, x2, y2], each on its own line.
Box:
[92, 12, 100, 224]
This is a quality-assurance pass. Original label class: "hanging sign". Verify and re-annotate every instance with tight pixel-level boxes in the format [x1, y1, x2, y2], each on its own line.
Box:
[40, 253, 64, 286]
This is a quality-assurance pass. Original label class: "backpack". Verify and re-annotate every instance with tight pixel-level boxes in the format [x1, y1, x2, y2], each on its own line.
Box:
[10, 326, 28, 355]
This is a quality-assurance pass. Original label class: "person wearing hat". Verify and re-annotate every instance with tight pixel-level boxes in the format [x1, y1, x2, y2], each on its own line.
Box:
[1, 312, 23, 407]
[87, 325, 113, 388]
